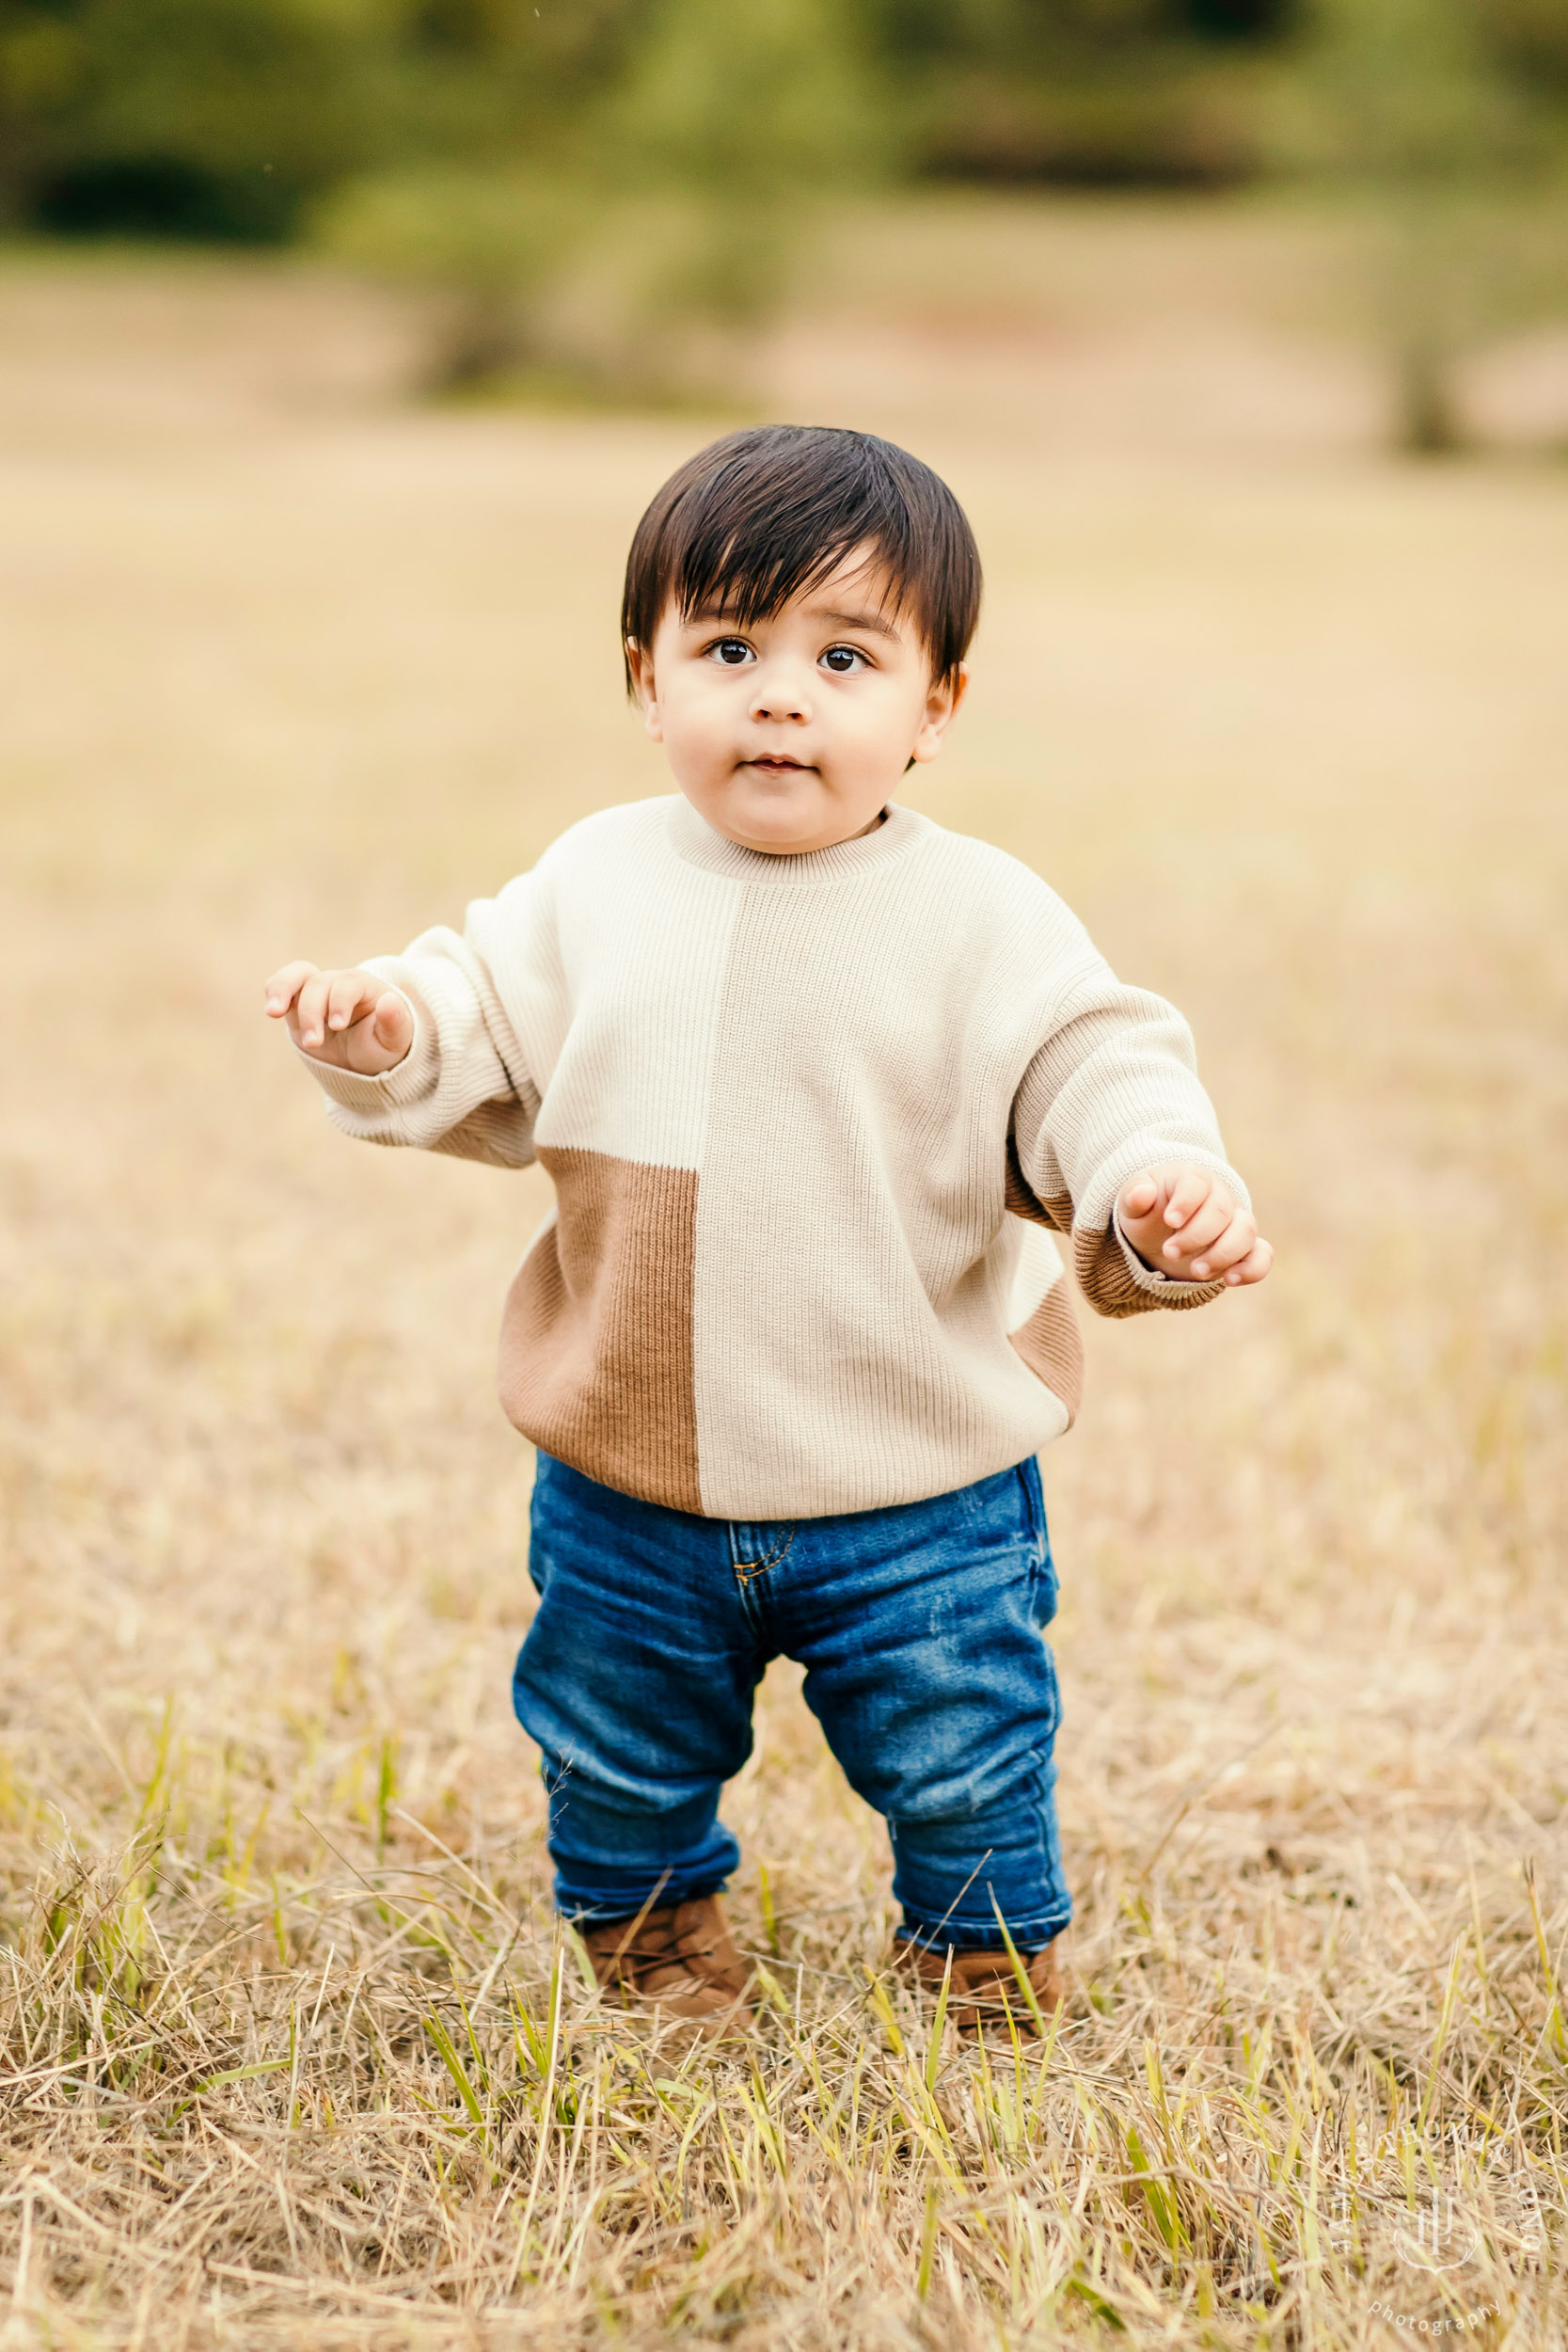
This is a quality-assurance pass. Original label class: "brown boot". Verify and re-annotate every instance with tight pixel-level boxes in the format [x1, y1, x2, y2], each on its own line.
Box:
[895, 1936, 1065, 2040]
[579, 1894, 755, 2042]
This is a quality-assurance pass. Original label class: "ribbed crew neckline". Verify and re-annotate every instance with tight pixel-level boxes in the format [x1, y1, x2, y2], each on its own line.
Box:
[666, 795, 930, 884]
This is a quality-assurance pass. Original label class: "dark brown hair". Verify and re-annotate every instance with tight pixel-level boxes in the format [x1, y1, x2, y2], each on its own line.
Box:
[621, 425, 982, 694]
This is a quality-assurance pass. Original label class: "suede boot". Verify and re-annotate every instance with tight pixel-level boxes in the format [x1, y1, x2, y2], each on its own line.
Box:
[896, 1935, 1064, 2039]
[579, 1893, 755, 2042]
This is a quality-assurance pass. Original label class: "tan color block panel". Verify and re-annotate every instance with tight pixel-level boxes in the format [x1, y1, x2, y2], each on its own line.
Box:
[1008, 1281, 1085, 1428]
[498, 1146, 701, 1513]
[1002, 1211, 1083, 1429]
[1003, 1143, 1072, 1233]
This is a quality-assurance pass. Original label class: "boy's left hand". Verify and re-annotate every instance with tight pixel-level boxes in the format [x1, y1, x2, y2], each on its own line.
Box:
[1117, 1166, 1272, 1287]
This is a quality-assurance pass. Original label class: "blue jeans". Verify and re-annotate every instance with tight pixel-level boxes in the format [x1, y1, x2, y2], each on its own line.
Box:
[513, 1453, 1070, 1953]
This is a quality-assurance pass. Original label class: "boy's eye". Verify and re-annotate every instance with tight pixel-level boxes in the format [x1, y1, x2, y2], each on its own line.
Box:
[820, 644, 866, 675]
[707, 638, 754, 666]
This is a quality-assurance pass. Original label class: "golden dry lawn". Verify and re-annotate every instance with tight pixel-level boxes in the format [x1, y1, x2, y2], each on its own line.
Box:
[2, 209, 1566, 2350]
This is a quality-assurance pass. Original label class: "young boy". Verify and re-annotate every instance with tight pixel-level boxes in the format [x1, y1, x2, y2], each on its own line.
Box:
[265, 426, 1269, 2042]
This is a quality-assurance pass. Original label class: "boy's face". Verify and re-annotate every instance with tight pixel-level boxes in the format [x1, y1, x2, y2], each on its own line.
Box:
[627, 551, 967, 855]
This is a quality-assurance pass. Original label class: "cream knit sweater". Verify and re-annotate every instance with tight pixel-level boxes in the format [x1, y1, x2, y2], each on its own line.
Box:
[304, 796, 1245, 1518]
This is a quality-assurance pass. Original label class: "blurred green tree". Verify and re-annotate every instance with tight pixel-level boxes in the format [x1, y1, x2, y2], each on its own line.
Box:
[314, 161, 597, 388]
[317, 0, 893, 397]
[862, 0, 1298, 184]
[0, 0, 1305, 244]
[0, 0, 398, 235]
[1291, 0, 1568, 449]
[10, 0, 1563, 443]
[600, 0, 894, 325]
[0, 0, 635, 236]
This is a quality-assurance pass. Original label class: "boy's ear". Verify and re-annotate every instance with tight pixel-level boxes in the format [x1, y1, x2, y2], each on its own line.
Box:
[626, 639, 662, 739]
[910, 662, 969, 767]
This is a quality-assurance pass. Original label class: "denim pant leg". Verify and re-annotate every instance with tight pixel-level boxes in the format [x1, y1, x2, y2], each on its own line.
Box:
[513, 1454, 765, 1921]
[779, 1458, 1070, 1953]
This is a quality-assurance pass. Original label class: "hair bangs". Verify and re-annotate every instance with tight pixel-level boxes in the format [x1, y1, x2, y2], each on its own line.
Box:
[622, 425, 980, 693]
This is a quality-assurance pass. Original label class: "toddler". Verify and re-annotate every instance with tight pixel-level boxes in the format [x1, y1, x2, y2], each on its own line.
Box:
[265, 426, 1269, 2041]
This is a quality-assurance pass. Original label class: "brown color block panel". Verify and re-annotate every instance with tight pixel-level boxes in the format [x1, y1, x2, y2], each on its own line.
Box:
[498, 1147, 701, 1512]
[1008, 1282, 1085, 1428]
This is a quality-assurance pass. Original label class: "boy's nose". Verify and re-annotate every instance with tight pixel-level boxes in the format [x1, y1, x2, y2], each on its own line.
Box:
[750, 665, 812, 723]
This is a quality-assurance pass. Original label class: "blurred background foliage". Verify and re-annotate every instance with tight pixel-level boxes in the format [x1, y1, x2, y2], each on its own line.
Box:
[2, 0, 1566, 429]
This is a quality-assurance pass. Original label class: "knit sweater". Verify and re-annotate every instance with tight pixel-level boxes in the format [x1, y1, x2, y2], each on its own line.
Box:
[304, 795, 1245, 1518]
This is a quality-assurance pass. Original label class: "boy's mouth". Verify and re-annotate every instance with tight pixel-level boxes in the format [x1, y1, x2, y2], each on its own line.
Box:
[742, 755, 815, 777]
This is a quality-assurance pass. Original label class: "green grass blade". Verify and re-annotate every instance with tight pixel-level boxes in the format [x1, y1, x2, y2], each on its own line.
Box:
[424, 2010, 484, 2129]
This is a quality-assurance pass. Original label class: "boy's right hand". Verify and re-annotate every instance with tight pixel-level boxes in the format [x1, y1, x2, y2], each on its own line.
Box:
[264, 961, 413, 1074]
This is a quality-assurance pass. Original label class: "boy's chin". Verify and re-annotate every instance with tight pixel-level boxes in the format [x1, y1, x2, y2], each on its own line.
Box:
[690, 777, 882, 857]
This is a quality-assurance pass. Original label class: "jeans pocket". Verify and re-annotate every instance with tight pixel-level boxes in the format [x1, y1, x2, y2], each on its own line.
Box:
[1017, 1454, 1058, 1629]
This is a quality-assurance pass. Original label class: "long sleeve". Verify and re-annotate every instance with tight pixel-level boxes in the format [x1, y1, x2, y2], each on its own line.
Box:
[1008, 950, 1247, 1318]
[297, 873, 544, 1168]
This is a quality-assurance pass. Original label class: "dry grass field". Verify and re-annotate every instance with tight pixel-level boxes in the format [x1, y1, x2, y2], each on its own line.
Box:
[2, 204, 1566, 2349]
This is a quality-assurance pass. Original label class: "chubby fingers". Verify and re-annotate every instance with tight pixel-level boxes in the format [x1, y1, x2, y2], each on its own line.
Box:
[292, 968, 374, 1050]
[1221, 1233, 1273, 1287]
[1184, 1203, 1255, 1279]
[370, 989, 414, 1057]
[325, 968, 381, 1037]
[263, 960, 318, 1018]
[1157, 1166, 1214, 1237]
[1127, 1167, 1273, 1287]
[1180, 1204, 1275, 1286]
[267, 961, 411, 1073]
[1160, 1186, 1232, 1266]
[1118, 1171, 1164, 1223]
[293, 969, 338, 1050]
